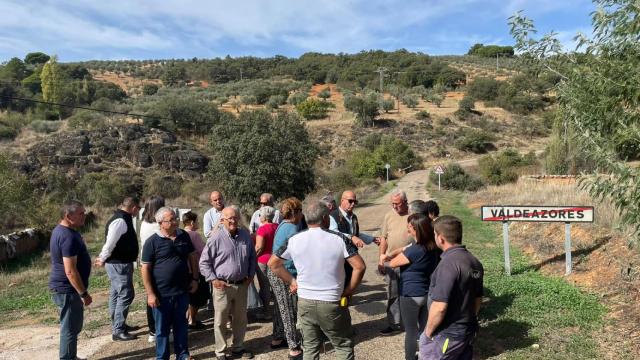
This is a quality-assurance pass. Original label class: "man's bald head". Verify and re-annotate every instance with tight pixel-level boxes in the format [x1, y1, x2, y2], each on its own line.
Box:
[210, 191, 225, 210]
[340, 190, 358, 214]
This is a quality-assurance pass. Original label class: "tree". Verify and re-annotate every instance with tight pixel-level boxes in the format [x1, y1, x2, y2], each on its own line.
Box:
[318, 88, 331, 101]
[0, 153, 34, 230]
[24, 52, 50, 65]
[381, 98, 395, 113]
[40, 55, 66, 117]
[161, 62, 187, 86]
[0, 57, 28, 82]
[467, 77, 500, 101]
[145, 97, 232, 134]
[344, 95, 379, 127]
[295, 98, 333, 119]
[207, 110, 318, 205]
[458, 96, 475, 112]
[430, 94, 444, 107]
[510, 2, 640, 237]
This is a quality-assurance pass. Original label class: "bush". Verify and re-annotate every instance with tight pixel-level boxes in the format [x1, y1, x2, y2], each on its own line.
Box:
[142, 83, 159, 96]
[241, 95, 257, 105]
[429, 163, 483, 191]
[296, 98, 334, 120]
[467, 77, 500, 101]
[415, 110, 430, 120]
[144, 173, 184, 199]
[344, 95, 379, 127]
[348, 135, 422, 179]
[318, 88, 331, 101]
[381, 98, 395, 113]
[288, 92, 308, 106]
[455, 129, 496, 153]
[67, 110, 108, 130]
[266, 94, 287, 109]
[515, 115, 549, 138]
[458, 96, 475, 112]
[29, 120, 60, 134]
[75, 173, 127, 208]
[402, 94, 419, 108]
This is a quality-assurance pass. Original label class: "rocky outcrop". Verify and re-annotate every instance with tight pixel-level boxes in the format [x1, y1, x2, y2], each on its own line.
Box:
[20, 125, 208, 177]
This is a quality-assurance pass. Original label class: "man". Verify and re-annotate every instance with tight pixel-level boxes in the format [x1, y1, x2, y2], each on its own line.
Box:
[49, 200, 92, 360]
[95, 197, 140, 341]
[141, 207, 199, 360]
[269, 201, 366, 360]
[420, 216, 484, 360]
[378, 190, 412, 335]
[248, 193, 282, 234]
[409, 200, 428, 216]
[200, 207, 256, 360]
[203, 191, 225, 238]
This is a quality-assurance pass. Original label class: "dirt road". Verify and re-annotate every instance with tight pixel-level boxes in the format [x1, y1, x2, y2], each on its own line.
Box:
[0, 170, 431, 360]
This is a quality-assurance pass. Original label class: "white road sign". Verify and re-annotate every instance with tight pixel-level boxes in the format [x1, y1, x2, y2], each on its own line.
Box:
[481, 205, 594, 223]
[434, 165, 444, 174]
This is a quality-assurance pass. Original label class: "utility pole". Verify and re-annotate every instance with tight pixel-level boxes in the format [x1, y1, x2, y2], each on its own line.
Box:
[240, 68, 243, 81]
[374, 67, 388, 93]
[496, 53, 499, 71]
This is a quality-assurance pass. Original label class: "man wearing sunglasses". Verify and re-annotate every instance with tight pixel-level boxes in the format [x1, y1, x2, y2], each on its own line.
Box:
[328, 191, 381, 248]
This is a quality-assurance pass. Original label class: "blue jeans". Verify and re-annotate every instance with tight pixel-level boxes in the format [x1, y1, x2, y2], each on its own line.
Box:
[52, 292, 84, 360]
[399, 296, 428, 360]
[153, 293, 190, 360]
[105, 262, 134, 335]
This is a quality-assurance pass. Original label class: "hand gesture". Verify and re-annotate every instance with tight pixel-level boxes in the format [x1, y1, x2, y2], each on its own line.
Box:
[289, 279, 298, 294]
[81, 294, 92, 306]
[351, 236, 365, 248]
[94, 257, 104, 267]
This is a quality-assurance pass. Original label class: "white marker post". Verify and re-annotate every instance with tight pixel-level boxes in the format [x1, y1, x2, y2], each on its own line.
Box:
[481, 205, 594, 276]
[385, 163, 390, 183]
[434, 165, 445, 191]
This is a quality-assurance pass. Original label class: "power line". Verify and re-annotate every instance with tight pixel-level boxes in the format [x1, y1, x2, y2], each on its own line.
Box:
[0, 95, 168, 121]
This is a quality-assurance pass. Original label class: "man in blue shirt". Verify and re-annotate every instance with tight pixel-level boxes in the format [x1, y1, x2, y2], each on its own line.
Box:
[141, 207, 198, 360]
[49, 200, 92, 360]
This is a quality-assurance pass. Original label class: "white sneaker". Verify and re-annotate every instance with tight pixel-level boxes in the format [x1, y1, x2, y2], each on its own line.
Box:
[148, 333, 155, 343]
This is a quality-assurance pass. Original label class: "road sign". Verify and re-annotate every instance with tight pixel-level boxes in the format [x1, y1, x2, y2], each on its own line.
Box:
[434, 165, 444, 174]
[385, 163, 390, 169]
[481, 205, 594, 223]
[481, 205, 594, 276]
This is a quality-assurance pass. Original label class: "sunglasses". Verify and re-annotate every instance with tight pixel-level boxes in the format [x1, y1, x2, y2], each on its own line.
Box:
[345, 199, 358, 205]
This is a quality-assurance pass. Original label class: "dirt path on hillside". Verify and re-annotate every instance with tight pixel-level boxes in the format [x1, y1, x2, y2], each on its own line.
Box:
[0, 171, 432, 360]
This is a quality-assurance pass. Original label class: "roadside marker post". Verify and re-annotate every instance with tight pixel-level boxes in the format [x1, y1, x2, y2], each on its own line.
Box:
[481, 205, 594, 276]
[385, 163, 390, 183]
[434, 165, 445, 191]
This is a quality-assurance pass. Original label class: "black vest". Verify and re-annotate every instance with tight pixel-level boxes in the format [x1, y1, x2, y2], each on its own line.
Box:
[329, 209, 359, 236]
[104, 209, 139, 263]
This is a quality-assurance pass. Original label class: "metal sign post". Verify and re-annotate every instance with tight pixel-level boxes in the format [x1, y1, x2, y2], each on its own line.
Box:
[481, 205, 594, 276]
[503, 221, 511, 275]
[434, 165, 444, 191]
[385, 163, 390, 183]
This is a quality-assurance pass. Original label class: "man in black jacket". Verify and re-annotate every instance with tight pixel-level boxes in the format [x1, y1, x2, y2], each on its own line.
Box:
[96, 197, 140, 341]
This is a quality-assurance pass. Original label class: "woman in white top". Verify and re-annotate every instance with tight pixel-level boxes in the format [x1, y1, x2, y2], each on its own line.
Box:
[139, 195, 165, 343]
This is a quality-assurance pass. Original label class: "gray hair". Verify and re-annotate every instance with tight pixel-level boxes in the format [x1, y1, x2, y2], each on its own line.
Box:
[409, 200, 427, 215]
[304, 201, 329, 225]
[61, 200, 84, 219]
[320, 193, 336, 205]
[259, 206, 276, 222]
[261, 193, 274, 204]
[391, 189, 407, 202]
[155, 207, 176, 223]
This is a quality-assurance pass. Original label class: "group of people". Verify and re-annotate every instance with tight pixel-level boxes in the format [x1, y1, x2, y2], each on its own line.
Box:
[48, 189, 484, 360]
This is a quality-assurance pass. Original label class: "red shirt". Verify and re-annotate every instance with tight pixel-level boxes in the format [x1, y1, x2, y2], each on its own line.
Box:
[256, 223, 278, 264]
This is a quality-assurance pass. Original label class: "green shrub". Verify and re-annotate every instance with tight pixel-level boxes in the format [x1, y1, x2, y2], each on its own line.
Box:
[402, 94, 419, 108]
[455, 129, 496, 153]
[67, 110, 109, 130]
[29, 120, 60, 134]
[318, 88, 331, 101]
[288, 92, 308, 106]
[348, 135, 422, 179]
[75, 173, 127, 208]
[478, 149, 539, 185]
[296, 98, 334, 120]
[381, 98, 395, 113]
[467, 77, 500, 101]
[0, 125, 17, 139]
[142, 83, 159, 96]
[429, 163, 483, 191]
[458, 96, 475, 112]
[415, 110, 430, 120]
[144, 174, 184, 199]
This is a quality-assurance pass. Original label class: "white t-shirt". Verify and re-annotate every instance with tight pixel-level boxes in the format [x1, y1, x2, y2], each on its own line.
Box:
[139, 221, 159, 255]
[277, 227, 353, 302]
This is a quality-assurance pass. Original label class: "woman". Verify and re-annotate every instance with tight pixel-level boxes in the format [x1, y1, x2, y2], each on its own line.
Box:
[387, 213, 440, 360]
[182, 211, 208, 330]
[267, 197, 303, 359]
[255, 206, 278, 320]
[139, 195, 166, 343]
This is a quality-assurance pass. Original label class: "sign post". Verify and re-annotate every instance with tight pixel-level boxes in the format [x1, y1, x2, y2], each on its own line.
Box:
[481, 205, 594, 276]
[434, 165, 444, 191]
[385, 163, 391, 183]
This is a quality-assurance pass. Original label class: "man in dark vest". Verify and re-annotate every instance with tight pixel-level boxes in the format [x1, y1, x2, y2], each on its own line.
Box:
[95, 197, 140, 341]
[327, 191, 381, 286]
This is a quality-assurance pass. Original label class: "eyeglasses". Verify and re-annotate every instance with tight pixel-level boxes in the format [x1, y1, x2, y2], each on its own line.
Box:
[161, 218, 178, 223]
[222, 217, 238, 222]
[345, 199, 358, 205]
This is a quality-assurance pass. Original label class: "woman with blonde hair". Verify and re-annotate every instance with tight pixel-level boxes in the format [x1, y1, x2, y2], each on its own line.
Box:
[267, 197, 303, 359]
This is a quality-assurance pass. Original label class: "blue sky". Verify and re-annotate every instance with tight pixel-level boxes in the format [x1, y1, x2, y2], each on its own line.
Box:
[0, 0, 596, 62]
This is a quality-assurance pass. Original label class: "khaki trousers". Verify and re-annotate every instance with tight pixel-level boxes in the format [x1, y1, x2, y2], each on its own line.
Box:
[213, 282, 249, 356]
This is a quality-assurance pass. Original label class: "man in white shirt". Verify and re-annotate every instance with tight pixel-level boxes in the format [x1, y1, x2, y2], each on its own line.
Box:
[248, 193, 282, 234]
[269, 201, 366, 360]
[203, 191, 225, 238]
[95, 197, 140, 341]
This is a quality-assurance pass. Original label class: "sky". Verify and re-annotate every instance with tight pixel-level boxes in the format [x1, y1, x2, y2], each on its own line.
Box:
[0, 0, 596, 62]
